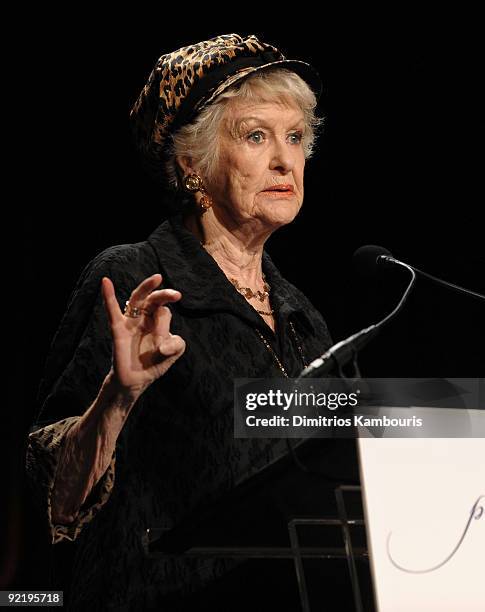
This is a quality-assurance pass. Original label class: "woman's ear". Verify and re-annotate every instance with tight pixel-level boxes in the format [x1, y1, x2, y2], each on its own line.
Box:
[176, 155, 195, 177]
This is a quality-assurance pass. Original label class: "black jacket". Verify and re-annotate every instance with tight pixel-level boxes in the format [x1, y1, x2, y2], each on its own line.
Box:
[33, 216, 357, 611]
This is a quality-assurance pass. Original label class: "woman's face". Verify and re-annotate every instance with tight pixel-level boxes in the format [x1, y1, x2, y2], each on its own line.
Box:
[207, 97, 306, 232]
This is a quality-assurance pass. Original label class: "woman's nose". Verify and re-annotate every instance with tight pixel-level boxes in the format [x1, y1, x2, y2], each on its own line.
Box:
[269, 138, 295, 173]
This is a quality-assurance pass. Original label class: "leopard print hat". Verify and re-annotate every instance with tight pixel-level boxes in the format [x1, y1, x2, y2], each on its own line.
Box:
[129, 33, 322, 184]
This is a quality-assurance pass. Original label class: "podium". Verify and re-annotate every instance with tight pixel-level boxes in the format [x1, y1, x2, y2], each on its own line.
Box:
[144, 405, 484, 611]
[144, 484, 371, 611]
[358, 407, 485, 612]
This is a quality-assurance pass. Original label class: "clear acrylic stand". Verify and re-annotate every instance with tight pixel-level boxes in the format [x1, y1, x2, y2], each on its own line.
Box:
[143, 485, 369, 611]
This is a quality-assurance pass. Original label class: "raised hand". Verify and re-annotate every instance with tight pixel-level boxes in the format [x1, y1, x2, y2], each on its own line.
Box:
[101, 274, 186, 396]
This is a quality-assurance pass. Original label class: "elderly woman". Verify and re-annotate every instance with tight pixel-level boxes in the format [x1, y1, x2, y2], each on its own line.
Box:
[28, 34, 356, 610]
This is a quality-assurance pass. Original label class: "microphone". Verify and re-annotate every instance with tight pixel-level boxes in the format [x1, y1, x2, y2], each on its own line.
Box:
[298, 323, 379, 378]
[354, 245, 485, 301]
[300, 245, 485, 379]
[299, 245, 417, 379]
[352, 244, 393, 278]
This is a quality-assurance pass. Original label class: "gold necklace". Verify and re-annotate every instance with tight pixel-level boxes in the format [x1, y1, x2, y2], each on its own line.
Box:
[230, 273, 273, 315]
[255, 307, 274, 316]
[229, 274, 270, 303]
[255, 321, 307, 377]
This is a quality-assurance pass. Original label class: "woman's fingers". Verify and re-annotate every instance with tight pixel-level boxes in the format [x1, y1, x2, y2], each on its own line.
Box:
[103, 274, 185, 389]
[158, 334, 186, 358]
[101, 277, 124, 326]
[128, 274, 163, 308]
[124, 277, 181, 329]
[105, 274, 184, 341]
[143, 288, 182, 315]
[143, 289, 182, 338]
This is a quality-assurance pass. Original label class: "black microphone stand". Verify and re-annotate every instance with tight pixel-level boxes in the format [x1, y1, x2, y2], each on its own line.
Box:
[379, 255, 485, 301]
[298, 261, 416, 380]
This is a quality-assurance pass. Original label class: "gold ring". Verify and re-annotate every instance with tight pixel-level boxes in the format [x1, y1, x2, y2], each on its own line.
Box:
[124, 300, 142, 318]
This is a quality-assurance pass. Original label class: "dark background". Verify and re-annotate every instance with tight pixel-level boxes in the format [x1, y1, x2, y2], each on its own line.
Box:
[8, 10, 484, 593]
[23, 17, 484, 397]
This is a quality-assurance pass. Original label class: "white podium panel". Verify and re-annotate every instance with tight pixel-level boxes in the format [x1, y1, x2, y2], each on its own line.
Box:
[359, 409, 485, 612]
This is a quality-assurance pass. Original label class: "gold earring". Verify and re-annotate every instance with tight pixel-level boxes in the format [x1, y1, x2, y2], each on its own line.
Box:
[183, 173, 202, 192]
[182, 173, 212, 214]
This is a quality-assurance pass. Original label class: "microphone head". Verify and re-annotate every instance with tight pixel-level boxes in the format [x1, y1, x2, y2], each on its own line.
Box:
[353, 245, 393, 278]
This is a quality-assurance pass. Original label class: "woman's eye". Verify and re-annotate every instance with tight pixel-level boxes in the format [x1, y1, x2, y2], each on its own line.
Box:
[247, 130, 265, 144]
[288, 132, 303, 144]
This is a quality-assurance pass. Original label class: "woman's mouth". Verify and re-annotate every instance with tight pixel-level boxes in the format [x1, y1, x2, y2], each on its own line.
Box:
[261, 185, 295, 197]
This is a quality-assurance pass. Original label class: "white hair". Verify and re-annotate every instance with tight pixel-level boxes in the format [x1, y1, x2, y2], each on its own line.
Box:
[165, 68, 323, 191]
